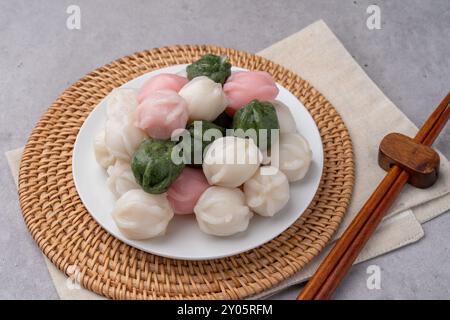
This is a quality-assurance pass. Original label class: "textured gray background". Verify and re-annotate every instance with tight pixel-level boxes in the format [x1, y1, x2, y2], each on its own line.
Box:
[0, 0, 449, 299]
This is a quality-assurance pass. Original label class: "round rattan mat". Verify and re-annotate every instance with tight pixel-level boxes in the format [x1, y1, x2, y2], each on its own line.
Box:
[18, 45, 354, 299]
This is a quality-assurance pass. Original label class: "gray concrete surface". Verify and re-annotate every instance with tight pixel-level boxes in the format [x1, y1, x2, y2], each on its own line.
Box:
[0, 0, 449, 299]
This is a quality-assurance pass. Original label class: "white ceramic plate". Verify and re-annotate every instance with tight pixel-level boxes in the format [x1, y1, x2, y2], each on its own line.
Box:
[73, 64, 323, 260]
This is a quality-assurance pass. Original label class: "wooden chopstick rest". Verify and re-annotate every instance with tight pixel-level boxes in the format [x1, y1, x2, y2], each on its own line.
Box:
[379, 132, 440, 188]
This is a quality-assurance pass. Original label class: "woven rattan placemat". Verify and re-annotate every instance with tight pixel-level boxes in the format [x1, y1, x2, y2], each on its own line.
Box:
[18, 45, 354, 299]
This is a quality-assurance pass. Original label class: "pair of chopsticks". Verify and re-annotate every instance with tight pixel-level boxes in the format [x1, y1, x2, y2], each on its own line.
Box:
[298, 91, 450, 300]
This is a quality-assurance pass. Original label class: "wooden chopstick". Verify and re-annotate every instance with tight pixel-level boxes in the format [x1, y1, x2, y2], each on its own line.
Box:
[298, 91, 450, 300]
[312, 169, 410, 299]
[299, 92, 450, 300]
[296, 165, 403, 299]
[296, 166, 402, 297]
[312, 101, 450, 299]
[421, 100, 450, 146]
[414, 92, 450, 143]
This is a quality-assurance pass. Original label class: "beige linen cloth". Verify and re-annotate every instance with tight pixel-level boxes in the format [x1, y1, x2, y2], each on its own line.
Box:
[6, 20, 450, 300]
